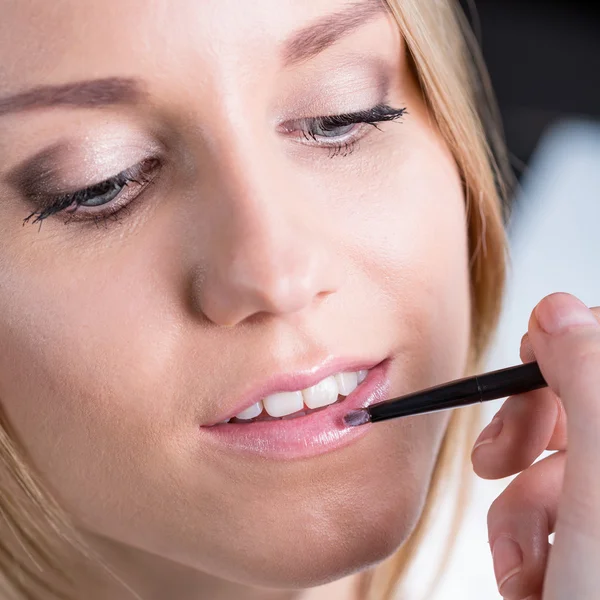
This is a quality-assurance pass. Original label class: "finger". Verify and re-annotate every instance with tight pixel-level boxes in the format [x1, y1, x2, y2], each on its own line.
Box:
[472, 386, 565, 479]
[520, 304, 600, 449]
[471, 328, 573, 480]
[520, 334, 568, 451]
[487, 452, 565, 599]
[528, 294, 600, 599]
[521, 306, 600, 362]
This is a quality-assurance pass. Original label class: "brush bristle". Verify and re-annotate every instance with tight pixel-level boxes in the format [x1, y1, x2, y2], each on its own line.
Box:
[343, 409, 370, 427]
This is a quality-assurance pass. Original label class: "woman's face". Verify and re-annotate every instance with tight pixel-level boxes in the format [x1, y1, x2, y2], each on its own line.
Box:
[0, 0, 471, 589]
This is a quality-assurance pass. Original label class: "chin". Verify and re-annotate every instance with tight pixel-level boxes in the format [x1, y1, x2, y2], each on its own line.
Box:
[237, 520, 416, 589]
[216, 483, 424, 589]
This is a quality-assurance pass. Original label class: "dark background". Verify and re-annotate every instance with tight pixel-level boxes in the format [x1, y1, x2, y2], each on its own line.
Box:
[460, 0, 600, 176]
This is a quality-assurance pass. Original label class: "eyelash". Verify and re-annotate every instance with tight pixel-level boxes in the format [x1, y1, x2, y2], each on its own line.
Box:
[23, 158, 160, 229]
[288, 103, 407, 157]
[23, 103, 406, 228]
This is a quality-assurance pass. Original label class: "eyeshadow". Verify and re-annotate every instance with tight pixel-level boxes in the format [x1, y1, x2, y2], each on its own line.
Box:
[278, 55, 395, 121]
[5, 142, 68, 200]
[5, 135, 156, 201]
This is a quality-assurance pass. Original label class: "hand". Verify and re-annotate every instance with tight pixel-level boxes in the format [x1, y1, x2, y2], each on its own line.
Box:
[471, 293, 600, 600]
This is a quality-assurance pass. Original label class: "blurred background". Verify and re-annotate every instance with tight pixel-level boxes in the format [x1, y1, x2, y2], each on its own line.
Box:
[416, 2, 600, 598]
[460, 0, 600, 181]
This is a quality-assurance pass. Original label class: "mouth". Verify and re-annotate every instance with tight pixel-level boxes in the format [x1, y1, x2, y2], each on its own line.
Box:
[224, 369, 369, 424]
[200, 359, 391, 459]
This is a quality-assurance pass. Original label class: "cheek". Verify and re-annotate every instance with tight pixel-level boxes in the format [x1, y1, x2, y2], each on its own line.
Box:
[0, 237, 188, 529]
[346, 124, 472, 384]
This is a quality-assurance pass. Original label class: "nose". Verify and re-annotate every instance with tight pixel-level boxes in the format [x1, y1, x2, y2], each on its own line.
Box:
[190, 150, 344, 327]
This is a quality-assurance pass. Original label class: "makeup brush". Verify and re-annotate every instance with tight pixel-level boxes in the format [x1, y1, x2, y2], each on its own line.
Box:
[344, 361, 547, 427]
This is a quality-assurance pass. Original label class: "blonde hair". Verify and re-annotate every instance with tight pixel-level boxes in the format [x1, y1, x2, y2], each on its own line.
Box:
[0, 1, 510, 599]
[361, 1, 510, 598]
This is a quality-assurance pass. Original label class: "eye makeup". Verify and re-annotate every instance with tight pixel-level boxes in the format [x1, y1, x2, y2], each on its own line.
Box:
[275, 55, 406, 156]
[281, 103, 406, 157]
[6, 137, 164, 228]
[21, 157, 161, 227]
[6, 54, 406, 230]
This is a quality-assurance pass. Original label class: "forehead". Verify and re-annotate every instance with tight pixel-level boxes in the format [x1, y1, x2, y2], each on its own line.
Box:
[0, 0, 387, 93]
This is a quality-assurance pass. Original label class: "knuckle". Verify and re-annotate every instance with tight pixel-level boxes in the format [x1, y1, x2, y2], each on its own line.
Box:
[487, 493, 512, 528]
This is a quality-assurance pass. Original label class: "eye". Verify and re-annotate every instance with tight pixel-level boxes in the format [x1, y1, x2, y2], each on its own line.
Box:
[74, 178, 127, 208]
[281, 103, 407, 150]
[309, 121, 357, 139]
[23, 157, 160, 227]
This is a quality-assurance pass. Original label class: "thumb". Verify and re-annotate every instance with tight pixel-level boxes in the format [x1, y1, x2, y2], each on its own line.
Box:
[528, 292, 600, 600]
[529, 293, 600, 452]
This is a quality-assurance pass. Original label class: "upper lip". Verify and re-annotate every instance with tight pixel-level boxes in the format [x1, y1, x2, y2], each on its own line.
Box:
[208, 355, 385, 424]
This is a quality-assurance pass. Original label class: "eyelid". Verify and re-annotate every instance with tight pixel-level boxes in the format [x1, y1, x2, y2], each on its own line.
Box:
[7, 136, 165, 199]
[280, 103, 406, 147]
[22, 157, 161, 226]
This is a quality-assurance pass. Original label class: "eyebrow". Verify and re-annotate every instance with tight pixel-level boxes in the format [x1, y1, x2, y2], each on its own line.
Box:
[0, 0, 387, 118]
[282, 0, 388, 66]
[0, 77, 144, 118]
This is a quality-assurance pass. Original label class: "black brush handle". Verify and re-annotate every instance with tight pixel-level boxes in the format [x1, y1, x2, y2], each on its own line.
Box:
[369, 362, 547, 422]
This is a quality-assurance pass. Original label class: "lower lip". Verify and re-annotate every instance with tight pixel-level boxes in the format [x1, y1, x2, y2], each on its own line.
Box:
[199, 360, 390, 460]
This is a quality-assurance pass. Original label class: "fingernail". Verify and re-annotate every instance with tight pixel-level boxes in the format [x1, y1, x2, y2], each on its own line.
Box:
[472, 416, 503, 451]
[492, 536, 522, 595]
[535, 293, 598, 334]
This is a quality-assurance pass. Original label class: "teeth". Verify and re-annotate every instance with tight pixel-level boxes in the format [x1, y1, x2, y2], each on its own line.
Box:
[334, 372, 359, 396]
[303, 375, 339, 409]
[235, 401, 263, 420]
[263, 391, 304, 418]
[233, 368, 370, 422]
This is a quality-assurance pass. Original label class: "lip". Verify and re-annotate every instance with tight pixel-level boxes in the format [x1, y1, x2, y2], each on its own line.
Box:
[200, 358, 390, 459]
[209, 355, 387, 424]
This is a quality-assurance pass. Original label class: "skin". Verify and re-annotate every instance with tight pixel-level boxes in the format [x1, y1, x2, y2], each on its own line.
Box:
[0, 1, 470, 599]
[2, 2, 596, 600]
[472, 296, 600, 600]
